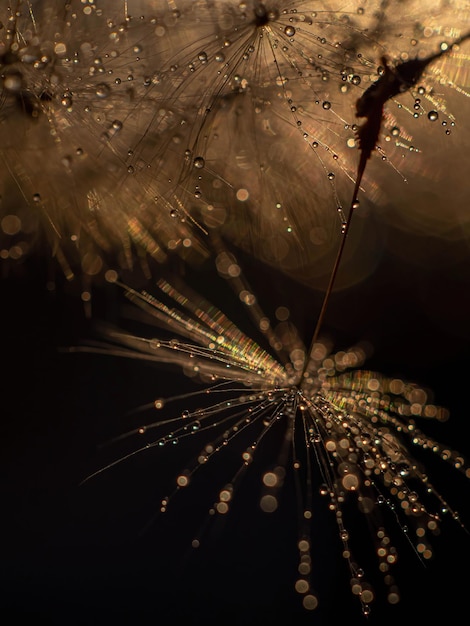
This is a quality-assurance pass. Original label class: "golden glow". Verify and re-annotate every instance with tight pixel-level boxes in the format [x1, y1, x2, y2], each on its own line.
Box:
[259, 494, 278, 513]
[302, 595, 319, 610]
[177, 474, 190, 487]
[295, 579, 309, 594]
[2, 0, 469, 287]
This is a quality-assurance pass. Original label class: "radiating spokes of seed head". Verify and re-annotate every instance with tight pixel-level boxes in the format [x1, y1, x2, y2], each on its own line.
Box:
[78, 249, 469, 616]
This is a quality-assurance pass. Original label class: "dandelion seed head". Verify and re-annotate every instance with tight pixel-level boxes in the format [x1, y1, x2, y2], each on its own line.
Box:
[124, 0, 470, 287]
[82, 259, 470, 614]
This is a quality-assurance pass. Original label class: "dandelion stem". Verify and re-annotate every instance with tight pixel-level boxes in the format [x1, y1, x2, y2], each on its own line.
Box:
[301, 151, 366, 384]
[301, 31, 470, 383]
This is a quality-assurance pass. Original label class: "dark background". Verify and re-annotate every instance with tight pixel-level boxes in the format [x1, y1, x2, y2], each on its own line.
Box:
[1, 210, 470, 626]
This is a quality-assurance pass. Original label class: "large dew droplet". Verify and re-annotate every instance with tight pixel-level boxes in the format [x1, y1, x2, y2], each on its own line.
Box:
[95, 83, 111, 98]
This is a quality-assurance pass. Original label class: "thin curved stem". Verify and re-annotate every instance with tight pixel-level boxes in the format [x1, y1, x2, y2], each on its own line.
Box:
[300, 31, 470, 384]
[301, 152, 366, 385]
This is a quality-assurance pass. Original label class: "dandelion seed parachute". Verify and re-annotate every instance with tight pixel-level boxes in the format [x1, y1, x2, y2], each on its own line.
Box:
[77, 259, 469, 616]
[133, 0, 470, 285]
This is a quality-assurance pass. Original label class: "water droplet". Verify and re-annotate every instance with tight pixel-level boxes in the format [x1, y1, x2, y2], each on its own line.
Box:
[4, 72, 22, 92]
[193, 156, 205, 169]
[362, 604, 371, 616]
[61, 94, 73, 108]
[177, 474, 189, 487]
[95, 83, 111, 98]
[322, 101, 331, 110]
[303, 595, 318, 611]
[1, 214, 21, 235]
[284, 25, 296, 37]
